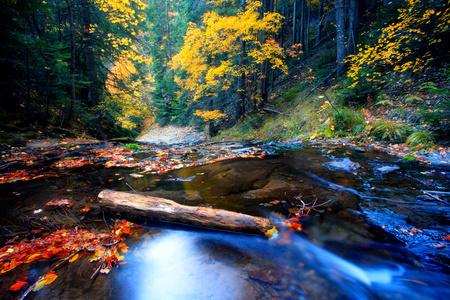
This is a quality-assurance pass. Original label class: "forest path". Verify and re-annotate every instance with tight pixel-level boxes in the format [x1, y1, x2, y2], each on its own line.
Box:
[137, 125, 208, 145]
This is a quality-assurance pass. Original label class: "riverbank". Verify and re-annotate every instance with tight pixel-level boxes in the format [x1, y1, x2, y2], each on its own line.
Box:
[298, 138, 450, 167]
[136, 125, 450, 167]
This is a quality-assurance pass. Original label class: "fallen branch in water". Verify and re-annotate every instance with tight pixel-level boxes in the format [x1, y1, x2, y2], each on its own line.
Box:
[98, 189, 276, 236]
[422, 190, 450, 206]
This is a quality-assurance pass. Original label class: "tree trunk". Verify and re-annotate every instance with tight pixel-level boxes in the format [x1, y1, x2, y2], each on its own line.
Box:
[165, 0, 172, 58]
[306, 0, 311, 51]
[299, 0, 304, 50]
[335, 0, 346, 76]
[82, 0, 99, 107]
[65, 0, 76, 126]
[292, 0, 297, 45]
[347, 0, 358, 55]
[238, 37, 246, 118]
[315, 0, 324, 46]
[259, 0, 271, 107]
[236, 0, 246, 120]
[98, 189, 276, 236]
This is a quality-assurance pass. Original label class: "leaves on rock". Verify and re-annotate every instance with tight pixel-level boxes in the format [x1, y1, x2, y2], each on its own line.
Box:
[9, 276, 28, 291]
[0, 219, 139, 295]
[33, 272, 58, 291]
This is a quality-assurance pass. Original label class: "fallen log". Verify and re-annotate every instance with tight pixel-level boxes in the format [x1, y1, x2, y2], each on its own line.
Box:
[98, 189, 276, 237]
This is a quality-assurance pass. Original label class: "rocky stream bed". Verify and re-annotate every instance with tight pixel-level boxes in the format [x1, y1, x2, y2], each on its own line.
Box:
[0, 130, 449, 299]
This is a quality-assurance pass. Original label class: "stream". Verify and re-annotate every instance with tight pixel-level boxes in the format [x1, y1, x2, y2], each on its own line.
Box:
[0, 139, 449, 299]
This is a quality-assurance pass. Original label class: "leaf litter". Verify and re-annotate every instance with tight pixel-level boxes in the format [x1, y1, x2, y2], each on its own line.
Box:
[1, 218, 140, 298]
[0, 142, 267, 184]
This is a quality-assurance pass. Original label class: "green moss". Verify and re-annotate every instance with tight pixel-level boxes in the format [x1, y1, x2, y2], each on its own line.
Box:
[403, 155, 417, 161]
[125, 143, 143, 150]
[283, 87, 300, 102]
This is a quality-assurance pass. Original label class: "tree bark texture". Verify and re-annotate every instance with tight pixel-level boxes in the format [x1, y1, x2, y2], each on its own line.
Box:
[82, 0, 100, 107]
[335, 0, 346, 76]
[315, 0, 324, 46]
[98, 189, 276, 236]
[65, 0, 76, 126]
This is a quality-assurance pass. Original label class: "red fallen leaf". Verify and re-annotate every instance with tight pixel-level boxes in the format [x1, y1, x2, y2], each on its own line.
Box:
[282, 221, 303, 231]
[10, 280, 27, 291]
[79, 206, 92, 214]
[288, 216, 300, 223]
[434, 244, 447, 249]
[45, 199, 73, 208]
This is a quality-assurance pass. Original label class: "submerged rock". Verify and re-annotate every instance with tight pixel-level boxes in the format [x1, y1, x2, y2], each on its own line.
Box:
[374, 164, 400, 175]
[323, 157, 361, 173]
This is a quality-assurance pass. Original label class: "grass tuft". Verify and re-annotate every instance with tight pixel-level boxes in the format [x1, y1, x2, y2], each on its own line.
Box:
[370, 121, 413, 142]
[406, 131, 433, 147]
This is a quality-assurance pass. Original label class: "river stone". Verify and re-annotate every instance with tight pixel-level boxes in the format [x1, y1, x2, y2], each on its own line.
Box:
[193, 159, 277, 197]
[374, 164, 400, 174]
[245, 264, 282, 284]
[243, 178, 298, 200]
[323, 157, 361, 173]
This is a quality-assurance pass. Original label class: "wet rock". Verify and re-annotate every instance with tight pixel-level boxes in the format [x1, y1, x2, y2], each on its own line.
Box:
[323, 157, 361, 173]
[243, 178, 299, 200]
[245, 264, 282, 284]
[192, 159, 277, 197]
[374, 164, 400, 174]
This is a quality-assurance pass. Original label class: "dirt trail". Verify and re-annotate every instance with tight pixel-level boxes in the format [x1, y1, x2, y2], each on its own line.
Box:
[137, 126, 208, 145]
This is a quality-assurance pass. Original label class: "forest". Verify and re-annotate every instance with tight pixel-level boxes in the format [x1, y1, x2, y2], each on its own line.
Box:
[0, 0, 449, 146]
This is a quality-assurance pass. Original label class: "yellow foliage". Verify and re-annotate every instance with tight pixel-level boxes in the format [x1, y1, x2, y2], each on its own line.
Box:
[194, 110, 227, 121]
[171, 0, 287, 104]
[94, 0, 150, 65]
[346, 0, 449, 89]
[103, 58, 153, 130]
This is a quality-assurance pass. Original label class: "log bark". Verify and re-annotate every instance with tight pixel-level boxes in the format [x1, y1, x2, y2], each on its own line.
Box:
[98, 189, 275, 236]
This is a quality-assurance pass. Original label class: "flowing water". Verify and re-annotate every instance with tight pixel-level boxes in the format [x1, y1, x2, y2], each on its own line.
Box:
[0, 140, 449, 299]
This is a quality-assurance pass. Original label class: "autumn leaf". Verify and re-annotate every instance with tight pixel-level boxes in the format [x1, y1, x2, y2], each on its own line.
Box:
[25, 252, 42, 264]
[33, 272, 58, 291]
[69, 253, 80, 263]
[79, 206, 92, 214]
[9, 277, 28, 291]
[10, 281, 28, 291]
[118, 243, 128, 253]
[45, 199, 73, 208]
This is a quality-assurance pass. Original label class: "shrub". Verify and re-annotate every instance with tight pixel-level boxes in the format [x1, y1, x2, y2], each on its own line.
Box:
[370, 121, 413, 142]
[283, 87, 300, 102]
[332, 108, 366, 135]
